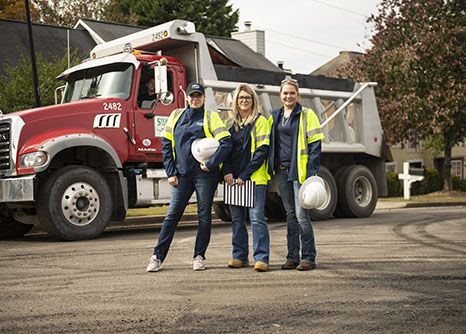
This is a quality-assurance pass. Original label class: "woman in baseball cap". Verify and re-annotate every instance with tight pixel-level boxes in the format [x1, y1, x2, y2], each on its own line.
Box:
[147, 82, 232, 272]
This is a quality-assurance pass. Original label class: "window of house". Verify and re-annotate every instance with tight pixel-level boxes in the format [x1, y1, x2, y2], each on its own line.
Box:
[451, 159, 463, 179]
[407, 129, 418, 151]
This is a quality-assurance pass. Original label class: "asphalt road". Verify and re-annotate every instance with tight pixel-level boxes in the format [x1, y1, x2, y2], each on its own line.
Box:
[1, 206, 465, 333]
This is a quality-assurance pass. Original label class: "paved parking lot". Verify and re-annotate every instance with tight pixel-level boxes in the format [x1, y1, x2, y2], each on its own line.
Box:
[1, 206, 465, 333]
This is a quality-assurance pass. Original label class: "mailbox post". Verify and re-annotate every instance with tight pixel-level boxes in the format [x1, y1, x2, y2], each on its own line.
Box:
[398, 162, 425, 200]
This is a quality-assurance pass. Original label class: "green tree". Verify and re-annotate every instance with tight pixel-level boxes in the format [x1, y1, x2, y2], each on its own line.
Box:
[32, 0, 124, 27]
[342, 0, 466, 191]
[110, 0, 239, 37]
[0, 51, 81, 113]
[0, 0, 40, 21]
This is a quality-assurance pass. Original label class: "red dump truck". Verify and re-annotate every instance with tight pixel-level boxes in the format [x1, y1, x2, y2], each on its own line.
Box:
[0, 20, 387, 240]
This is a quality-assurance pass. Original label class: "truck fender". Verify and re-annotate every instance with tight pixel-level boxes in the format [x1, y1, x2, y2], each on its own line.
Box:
[36, 133, 123, 171]
[35, 133, 128, 213]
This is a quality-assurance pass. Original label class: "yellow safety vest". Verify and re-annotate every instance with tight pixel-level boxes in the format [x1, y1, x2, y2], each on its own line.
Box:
[249, 115, 271, 185]
[162, 108, 230, 159]
[297, 108, 325, 183]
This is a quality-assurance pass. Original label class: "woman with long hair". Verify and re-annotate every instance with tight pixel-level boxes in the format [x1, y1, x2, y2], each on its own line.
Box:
[223, 83, 271, 272]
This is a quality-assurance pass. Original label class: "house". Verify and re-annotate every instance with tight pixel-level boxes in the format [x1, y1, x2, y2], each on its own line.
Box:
[0, 18, 281, 77]
[310, 51, 466, 180]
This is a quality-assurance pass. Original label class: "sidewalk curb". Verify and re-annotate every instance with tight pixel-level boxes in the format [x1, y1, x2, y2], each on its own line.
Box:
[375, 201, 466, 211]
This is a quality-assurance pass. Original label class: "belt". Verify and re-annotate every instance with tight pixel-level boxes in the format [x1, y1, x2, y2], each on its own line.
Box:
[278, 164, 289, 170]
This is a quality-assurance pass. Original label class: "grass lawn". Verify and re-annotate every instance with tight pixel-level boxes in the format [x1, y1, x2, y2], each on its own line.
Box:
[379, 190, 466, 203]
[127, 204, 198, 217]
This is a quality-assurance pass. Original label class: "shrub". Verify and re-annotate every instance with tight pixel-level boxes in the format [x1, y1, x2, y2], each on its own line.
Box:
[452, 176, 466, 192]
[386, 171, 403, 197]
[411, 168, 443, 195]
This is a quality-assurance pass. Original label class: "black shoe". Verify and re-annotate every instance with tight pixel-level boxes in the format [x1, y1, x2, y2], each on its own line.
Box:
[296, 260, 316, 271]
[281, 260, 299, 270]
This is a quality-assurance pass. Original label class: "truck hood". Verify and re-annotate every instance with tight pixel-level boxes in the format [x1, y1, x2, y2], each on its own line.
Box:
[0, 99, 121, 123]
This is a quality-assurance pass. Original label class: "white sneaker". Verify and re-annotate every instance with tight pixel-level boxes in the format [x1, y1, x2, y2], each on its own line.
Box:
[193, 255, 206, 271]
[146, 255, 163, 272]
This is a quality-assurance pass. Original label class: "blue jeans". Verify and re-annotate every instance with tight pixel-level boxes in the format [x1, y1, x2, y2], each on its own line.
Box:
[153, 173, 218, 262]
[229, 185, 270, 263]
[275, 169, 316, 263]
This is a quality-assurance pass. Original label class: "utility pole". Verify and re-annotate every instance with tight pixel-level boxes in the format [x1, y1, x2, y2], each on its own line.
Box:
[24, 0, 41, 107]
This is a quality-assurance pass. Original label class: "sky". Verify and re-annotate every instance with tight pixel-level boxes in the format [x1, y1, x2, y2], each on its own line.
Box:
[228, 0, 381, 74]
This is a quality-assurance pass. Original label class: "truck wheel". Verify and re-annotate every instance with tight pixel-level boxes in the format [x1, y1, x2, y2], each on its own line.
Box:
[265, 192, 286, 220]
[336, 165, 377, 218]
[308, 166, 337, 221]
[0, 219, 34, 239]
[213, 202, 231, 221]
[37, 165, 113, 240]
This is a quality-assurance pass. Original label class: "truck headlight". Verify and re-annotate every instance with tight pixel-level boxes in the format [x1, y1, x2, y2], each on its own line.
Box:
[20, 151, 48, 168]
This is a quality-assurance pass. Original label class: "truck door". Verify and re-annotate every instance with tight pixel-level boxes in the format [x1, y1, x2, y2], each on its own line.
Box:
[130, 64, 185, 163]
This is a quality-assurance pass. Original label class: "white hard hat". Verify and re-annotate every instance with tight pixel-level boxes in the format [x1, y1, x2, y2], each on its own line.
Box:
[298, 176, 327, 209]
[191, 138, 220, 163]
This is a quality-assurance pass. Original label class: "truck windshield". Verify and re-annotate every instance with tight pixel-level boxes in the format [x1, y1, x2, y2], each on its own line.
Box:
[63, 63, 133, 103]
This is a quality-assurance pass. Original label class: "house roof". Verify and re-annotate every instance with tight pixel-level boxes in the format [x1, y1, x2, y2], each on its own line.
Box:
[0, 19, 95, 75]
[0, 19, 280, 77]
[311, 51, 363, 77]
[205, 36, 280, 71]
[74, 19, 146, 43]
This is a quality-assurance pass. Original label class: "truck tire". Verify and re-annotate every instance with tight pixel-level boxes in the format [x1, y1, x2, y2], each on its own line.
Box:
[0, 219, 34, 239]
[332, 166, 350, 218]
[336, 165, 377, 218]
[213, 202, 231, 221]
[308, 166, 337, 221]
[265, 191, 286, 220]
[37, 165, 113, 240]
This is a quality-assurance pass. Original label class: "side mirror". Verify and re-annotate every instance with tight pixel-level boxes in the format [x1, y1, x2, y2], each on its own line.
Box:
[159, 91, 174, 105]
[153, 58, 168, 96]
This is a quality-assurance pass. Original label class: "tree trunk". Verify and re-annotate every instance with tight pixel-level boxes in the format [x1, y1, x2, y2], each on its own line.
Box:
[443, 136, 453, 192]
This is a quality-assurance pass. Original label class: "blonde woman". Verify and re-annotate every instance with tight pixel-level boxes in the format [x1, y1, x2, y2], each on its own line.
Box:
[267, 78, 324, 271]
[223, 84, 271, 272]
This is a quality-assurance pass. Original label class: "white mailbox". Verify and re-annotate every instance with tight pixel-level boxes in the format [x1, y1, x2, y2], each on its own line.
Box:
[398, 162, 425, 200]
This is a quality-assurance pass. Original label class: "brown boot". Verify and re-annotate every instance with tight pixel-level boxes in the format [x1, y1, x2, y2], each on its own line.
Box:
[227, 259, 248, 268]
[296, 260, 316, 271]
[281, 260, 299, 270]
[254, 261, 268, 272]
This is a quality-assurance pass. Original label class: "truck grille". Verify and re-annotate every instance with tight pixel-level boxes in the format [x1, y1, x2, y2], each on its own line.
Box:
[0, 122, 11, 170]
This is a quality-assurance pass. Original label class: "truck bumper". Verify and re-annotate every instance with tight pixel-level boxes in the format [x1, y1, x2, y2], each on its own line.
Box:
[0, 175, 35, 202]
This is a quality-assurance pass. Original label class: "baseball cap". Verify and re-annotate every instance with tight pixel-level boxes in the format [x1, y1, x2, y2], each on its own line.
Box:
[187, 82, 205, 96]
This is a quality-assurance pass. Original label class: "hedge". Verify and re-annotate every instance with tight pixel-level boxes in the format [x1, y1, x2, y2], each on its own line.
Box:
[385, 168, 464, 197]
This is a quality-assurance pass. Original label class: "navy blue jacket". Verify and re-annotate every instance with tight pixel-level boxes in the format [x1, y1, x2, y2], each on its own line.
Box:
[222, 119, 269, 180]
[162, 105, 232, 177]
[268, 103, 321, 182]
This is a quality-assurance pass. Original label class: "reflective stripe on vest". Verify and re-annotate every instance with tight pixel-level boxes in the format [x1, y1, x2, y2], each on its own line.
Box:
[162, 108, 230, 160]
[297, 108, 325, 184]
[249, 115, 271, 185]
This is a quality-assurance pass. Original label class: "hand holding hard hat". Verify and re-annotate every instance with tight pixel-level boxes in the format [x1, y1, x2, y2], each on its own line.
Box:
[298, 176, 328, 209]
[191, 138, 220, 163]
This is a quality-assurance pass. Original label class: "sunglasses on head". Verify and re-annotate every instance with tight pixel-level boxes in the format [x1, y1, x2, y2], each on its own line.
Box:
[281, 78, 298, 84]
